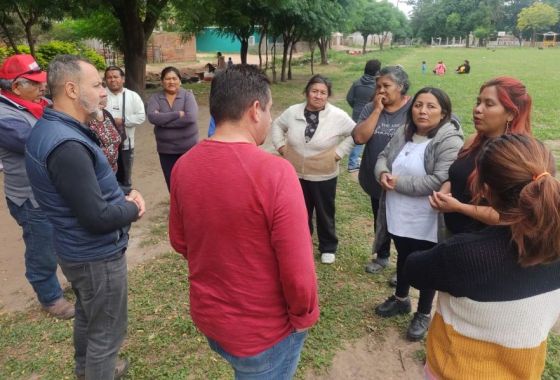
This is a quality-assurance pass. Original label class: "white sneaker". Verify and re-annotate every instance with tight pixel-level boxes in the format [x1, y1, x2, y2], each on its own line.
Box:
[321, 253, 336, 264]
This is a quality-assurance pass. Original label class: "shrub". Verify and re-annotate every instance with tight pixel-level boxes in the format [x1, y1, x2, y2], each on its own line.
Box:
[1, 41, 105, 70]
[35, 40, 77, 68]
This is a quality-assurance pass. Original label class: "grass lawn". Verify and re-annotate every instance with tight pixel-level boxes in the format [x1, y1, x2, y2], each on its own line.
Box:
[1, 47, 559, 379]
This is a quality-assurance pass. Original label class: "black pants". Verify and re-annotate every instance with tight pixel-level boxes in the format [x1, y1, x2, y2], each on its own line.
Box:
[371, 196, 391, 259]
[299, 178, 338, 254]
[159, 153, 183, 192]
[392, 234, 436, 315]
[116, 148, 134, 193]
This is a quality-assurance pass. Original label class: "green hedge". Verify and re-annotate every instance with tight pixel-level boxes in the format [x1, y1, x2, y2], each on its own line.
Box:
[0, 41, 105, 70]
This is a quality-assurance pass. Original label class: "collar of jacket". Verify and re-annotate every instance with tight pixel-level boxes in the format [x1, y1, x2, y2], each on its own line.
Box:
[42, 107, 101, 146]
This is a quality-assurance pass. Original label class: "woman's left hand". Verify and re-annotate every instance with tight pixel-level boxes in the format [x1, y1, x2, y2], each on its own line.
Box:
[335, 154, 341, 162]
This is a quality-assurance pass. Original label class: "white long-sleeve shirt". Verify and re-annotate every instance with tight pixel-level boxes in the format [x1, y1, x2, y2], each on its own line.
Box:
[106, 88, 146, 150]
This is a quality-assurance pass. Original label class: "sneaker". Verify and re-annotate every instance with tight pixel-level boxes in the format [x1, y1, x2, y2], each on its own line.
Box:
[365, 257, 389, 274]
[321, 253, 336, 264]
[388, 273, 398, 287]
[42, 297, 75, 320]
[347, 166, 359, 173]
[374, 295, 411, 317]
[407, 312, 431, 341]
[76, 358, 129, 380]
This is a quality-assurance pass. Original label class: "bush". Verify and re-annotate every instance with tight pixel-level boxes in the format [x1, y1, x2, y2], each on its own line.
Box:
[0, 41, 105, 70]
[76, 44, 106, 70]
[35, 41, 77, 68]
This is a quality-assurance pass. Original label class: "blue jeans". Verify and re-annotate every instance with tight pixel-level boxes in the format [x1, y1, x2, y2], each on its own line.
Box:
[6, 198, 63, 306]
[59, 252, 128, 380]
[208, 330, 308, 380]
[348, 144, 364, 169]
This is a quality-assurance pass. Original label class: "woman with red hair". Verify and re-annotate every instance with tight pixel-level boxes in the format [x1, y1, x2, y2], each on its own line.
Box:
[406, 134, 560, 379]
[429, 76, 532, 234]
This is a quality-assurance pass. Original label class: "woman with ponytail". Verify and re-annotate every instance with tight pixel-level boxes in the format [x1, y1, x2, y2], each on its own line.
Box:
[405, 134, 560, 379]
[429, 76, 532, 234]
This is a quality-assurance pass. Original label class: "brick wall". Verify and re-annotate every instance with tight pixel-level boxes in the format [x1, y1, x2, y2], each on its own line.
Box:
[147, 32, 196, 63]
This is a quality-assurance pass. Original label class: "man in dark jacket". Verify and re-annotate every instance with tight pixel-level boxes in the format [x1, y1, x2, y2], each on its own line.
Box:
[25, 55, 145, 380]
[346, 59, 381, 172]
[0, 54, 74, 319]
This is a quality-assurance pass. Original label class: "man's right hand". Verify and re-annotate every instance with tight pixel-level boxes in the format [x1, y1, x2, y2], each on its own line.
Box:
[126, 189, 146, 219]
[114, 117, 124, 127]
[278, 146, 286, 156]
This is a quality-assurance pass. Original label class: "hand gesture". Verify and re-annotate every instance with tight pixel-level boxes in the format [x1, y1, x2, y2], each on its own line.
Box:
[429, 191, 461, 213]
[126, 189, 146, 219]
[380, 172, 397, 191]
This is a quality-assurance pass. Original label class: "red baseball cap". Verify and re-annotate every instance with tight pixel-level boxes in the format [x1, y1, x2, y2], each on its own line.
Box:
[0, 54, 47, 83]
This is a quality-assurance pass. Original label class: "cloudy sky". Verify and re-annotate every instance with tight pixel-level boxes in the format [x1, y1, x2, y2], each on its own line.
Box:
[388, 0, 413, 17]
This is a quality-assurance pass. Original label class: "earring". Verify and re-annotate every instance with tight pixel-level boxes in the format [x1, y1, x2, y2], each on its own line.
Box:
[505, 120, 511, 134]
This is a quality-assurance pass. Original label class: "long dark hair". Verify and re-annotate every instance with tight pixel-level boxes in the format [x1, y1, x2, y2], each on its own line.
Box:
[404, 87, 452, 142]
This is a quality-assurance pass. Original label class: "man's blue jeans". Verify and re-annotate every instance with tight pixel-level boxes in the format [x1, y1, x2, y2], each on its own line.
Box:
[59, 252, 128, 380]
[348, 144, 364, 170]
[6, 198, 63, 306]
[208, 330, 308, 380]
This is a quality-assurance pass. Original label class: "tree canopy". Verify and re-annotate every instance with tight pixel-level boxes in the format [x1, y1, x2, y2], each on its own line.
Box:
[517, 2, 559, 44]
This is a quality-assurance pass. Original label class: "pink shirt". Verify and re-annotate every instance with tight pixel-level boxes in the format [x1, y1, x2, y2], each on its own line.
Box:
[169, 140, 319, 356]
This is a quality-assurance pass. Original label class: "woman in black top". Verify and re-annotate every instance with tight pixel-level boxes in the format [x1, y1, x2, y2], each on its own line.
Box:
[430, 76, 533, 233]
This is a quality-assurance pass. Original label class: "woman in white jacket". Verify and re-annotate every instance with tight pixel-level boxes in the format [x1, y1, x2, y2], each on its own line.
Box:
[272, 75, 355, 264]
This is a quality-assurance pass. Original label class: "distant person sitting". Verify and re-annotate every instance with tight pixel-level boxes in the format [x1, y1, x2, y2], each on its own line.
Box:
[455, 59, 470, 74]
[433, 61, 446, 76]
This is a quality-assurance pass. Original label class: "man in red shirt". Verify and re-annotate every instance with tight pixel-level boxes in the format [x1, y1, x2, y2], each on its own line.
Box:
[169, 65, 319, 379]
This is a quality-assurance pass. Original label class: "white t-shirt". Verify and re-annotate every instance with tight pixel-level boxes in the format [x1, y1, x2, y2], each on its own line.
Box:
[386, 138, 438, 243]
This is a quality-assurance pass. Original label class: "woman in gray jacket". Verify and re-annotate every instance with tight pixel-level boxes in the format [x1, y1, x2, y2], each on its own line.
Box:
[373, 87, 463, 341]
[147, 66, 199, 191]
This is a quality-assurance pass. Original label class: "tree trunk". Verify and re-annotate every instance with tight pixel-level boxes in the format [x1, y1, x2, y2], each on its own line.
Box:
[318, 36, 329, 65]
[109, 0, 168, 98]
[265, 35, 269, 70]
[380, 32, 389, 51]
[362, 34, 367, 54]
[258, 28, 265, 69]
[531, 29, 535, 47]
[308, 41, 316, 75]
[272, 39, 277, 83]
[0, 14, 19, 53]
[465, 33, 470, 48]
[288, 40, 297, 80]
[280, 38, 290, 82]
[310, 49, 314, 75]
[24, 22, 36, 58]
[121, 15, 147, 97]
[240, 38, 249, 64]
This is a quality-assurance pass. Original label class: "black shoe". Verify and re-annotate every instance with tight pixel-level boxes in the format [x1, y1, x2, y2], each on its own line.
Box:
[374, 295, 411, 317]
[365, 257, 389, 274]
[406, 312, 431, 341]
[388, 273, 398, 287]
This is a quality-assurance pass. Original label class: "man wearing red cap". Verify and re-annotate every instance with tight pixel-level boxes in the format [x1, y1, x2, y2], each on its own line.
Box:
[0, 54, 74, 319]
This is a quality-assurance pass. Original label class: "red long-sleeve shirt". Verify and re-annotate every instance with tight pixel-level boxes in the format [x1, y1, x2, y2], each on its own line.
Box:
[169, 140, 319, 356]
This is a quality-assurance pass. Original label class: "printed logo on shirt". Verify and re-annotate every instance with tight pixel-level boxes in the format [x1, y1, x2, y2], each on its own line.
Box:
[375, 123, 401, 137]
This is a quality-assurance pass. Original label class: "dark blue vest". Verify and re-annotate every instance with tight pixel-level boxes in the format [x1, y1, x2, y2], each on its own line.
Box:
[25, 108, 129, 262]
